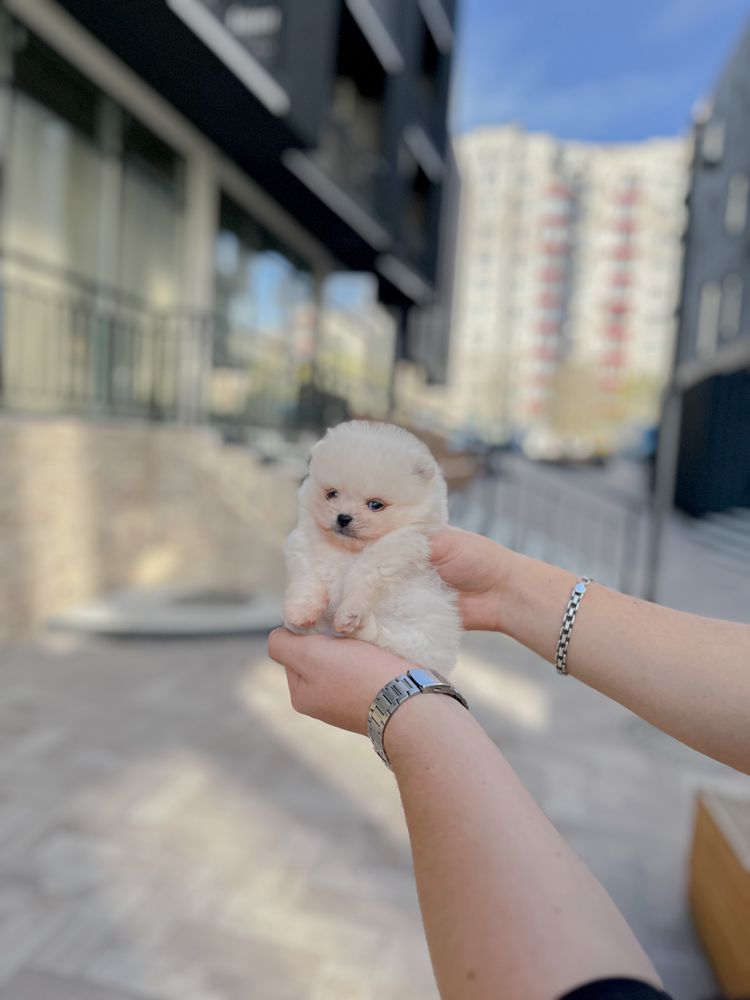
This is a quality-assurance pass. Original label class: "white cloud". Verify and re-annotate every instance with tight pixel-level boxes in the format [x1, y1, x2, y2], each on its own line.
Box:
[652, 0, 747, 36]
[522, 69, 695, 136]
[455, 56, 544, 129]
[457, 66, 695, 139]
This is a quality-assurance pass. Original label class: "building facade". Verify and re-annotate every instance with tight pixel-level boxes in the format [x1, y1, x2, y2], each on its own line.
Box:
[665, 24, 750, 515]
[0, 0, 457, 427]
[400, 124, 689, 455]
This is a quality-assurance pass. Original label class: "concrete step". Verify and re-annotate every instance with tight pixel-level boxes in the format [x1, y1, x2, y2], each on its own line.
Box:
[48, 586, 283, 638]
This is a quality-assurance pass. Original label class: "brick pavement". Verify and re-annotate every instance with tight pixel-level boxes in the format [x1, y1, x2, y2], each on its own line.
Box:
[1, 448, 749, 999]
[0, 618, 748, 999]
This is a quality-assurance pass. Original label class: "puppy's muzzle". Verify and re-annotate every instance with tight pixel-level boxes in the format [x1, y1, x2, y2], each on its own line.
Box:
[334, 512, 355, 535]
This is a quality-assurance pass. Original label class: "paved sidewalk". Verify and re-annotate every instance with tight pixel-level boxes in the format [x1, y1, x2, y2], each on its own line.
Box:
[0, 619, 748, 1000]
[0, 457, 748, 1000]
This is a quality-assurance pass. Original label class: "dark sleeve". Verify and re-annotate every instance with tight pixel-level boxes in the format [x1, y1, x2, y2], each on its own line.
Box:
[558, 978, 673, 1000]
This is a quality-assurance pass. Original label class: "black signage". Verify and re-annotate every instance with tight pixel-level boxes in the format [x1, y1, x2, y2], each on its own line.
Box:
[201, 1, 284, 66]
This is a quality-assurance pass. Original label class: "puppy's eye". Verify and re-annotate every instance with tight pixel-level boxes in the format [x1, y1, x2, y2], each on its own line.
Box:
[325, 489, 338, 500]
[366, 499, 385, 511]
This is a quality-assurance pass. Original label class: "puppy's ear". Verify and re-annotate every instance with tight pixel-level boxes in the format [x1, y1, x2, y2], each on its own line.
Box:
[413, 456, 437, 481]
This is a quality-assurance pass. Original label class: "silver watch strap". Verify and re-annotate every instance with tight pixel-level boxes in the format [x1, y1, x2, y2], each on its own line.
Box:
[368, 667, 469, 769]
[555, 576, 592, 675]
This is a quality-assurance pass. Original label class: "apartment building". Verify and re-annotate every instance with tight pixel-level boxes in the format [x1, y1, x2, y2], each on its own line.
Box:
[401, 124, 689, 453]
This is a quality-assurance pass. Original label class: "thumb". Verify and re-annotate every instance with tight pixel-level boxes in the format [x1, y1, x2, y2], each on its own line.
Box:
[267, 628, 340, 678]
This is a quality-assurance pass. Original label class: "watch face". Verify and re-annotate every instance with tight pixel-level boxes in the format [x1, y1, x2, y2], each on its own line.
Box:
[409, 667, 446, 690]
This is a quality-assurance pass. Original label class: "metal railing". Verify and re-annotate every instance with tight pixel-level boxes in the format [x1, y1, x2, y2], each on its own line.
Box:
[0, 256, 294, 429]
[0, 277, 209, 421]
[451, 452, 647, 596]
[0, 254, 398, 434]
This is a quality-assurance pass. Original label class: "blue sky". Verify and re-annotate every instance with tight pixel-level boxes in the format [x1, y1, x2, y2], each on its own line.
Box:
[452, 0, 750, 141]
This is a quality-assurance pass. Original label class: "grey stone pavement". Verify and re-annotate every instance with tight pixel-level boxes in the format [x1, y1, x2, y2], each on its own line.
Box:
[0, 461, 749, 1000]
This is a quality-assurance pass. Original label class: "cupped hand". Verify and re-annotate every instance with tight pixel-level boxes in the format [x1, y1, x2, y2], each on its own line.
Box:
[430, 526, 516, 633]
[267, 629, 413, 734]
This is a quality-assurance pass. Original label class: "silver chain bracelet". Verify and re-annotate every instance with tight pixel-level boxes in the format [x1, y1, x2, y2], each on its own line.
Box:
[555, 577, 592, 675]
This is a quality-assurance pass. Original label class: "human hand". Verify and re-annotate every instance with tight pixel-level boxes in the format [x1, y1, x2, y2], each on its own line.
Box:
[267, 629, 412, 734]
[430, 526, 519, 633]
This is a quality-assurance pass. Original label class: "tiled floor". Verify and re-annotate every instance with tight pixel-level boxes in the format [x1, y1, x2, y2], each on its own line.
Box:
[1, 452, 749, 1000]
[0, 621, 748, 1000]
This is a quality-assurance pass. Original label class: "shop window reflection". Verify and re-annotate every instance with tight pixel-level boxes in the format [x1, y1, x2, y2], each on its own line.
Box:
[213, 192, 314, 425]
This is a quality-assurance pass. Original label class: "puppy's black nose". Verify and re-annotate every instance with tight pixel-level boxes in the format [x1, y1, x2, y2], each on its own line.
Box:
[337, 513, 353, 528]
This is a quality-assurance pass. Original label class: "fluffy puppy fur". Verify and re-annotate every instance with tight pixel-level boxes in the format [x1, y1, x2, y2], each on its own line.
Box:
[284, 421, 461, 673]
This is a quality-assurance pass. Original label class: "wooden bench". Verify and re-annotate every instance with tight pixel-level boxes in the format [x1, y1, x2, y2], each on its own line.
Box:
[690, 790, 750, 998]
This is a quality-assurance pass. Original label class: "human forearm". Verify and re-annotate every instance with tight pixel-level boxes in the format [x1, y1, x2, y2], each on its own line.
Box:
[385, 694, 660, 1000]
[501, 553, 750, 773]
[267, 629, 663, 996]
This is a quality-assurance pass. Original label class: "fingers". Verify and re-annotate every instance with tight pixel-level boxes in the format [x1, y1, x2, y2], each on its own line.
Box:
[429, 526, 460, 565]
[430, 527, 477, 586]
[430, 525, 475, 564]
[267, 628, 334, 675]
[281, 664, 306, 715]
[268, 628, 409, 686]
[267, 629, 420, 734]
[267, 626, 298, 665]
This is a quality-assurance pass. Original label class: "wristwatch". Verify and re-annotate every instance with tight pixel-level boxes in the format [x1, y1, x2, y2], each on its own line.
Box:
[368, 667, 469, 769]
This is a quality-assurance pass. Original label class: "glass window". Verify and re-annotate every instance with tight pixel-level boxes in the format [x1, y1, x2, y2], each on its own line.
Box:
[724, 173, 749, 235]
[118, 164, 183, 308]
[216, 193, 311, 335]
[213, 192, 314, 423]
[5, 27, 185, 308]
[4, 91, 103, 280]
[418, 13, 440, 103]
[318, 273, 394, 419]
[12, 26, 98, 140]
[403, 162, 431, 263]
[121, 111, 184, 193]
[313, 6, 386, 211]
[719, 274, 743, 339]
[701, 120, 724, 165]
[696, 280, 721, 358]
[2, 25, 187, 416]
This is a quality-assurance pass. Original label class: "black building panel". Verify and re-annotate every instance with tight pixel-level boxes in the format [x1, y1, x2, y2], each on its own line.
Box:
[669, 20, 750, 514]
[55, 0, 457, 310]
[675, 371, 750, 515]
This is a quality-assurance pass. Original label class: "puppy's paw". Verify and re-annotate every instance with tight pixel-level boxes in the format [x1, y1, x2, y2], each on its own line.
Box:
[333, 601, 367, 635]
[284, 594, 327, 631]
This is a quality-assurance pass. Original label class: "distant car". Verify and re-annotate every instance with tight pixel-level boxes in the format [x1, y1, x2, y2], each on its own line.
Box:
[616, 425, 659, 461]
[446, 431, 491, 455]
[640, 426, 659, 460]
[521, 426, 609, 466]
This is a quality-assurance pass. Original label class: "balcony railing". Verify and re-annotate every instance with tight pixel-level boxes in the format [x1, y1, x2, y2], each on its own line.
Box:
[452, 451, 647, 596]
[0, 254, 393, 433]
[0, 262, 309, 430]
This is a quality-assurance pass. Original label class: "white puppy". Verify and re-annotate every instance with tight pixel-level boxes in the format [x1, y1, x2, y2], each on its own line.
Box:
[284, 421, 460, 673]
